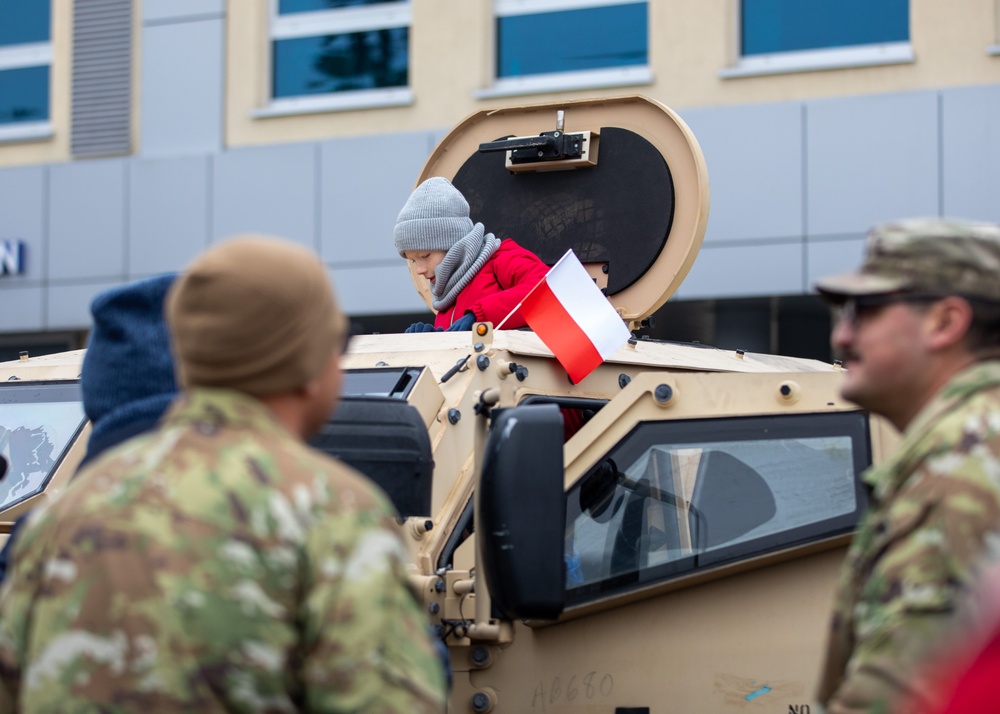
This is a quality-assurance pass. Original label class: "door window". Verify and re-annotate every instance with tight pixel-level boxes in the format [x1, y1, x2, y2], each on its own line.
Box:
[565, 411, 869, 603]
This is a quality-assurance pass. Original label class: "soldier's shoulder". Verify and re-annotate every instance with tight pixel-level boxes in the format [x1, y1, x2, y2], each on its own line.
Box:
[284, 439, 397, 514]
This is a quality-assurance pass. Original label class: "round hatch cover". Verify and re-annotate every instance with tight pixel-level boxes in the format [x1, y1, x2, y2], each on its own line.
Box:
[413, 95, 709, 324]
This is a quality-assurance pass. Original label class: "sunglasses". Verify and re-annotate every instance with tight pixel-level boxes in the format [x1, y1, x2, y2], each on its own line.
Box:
[833, 293, 944, 327]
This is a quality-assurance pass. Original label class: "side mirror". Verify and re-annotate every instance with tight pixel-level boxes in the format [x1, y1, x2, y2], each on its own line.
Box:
[478, 404, 566, 621]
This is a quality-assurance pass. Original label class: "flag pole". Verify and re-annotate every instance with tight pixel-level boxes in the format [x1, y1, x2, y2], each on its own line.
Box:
[495, 301, 523, 331]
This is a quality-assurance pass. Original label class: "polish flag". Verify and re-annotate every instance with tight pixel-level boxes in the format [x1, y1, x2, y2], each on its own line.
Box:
[518, 250, 631, 383]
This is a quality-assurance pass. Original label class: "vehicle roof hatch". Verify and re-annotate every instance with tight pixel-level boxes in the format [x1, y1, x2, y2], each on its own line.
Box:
[414, 95, 709, 326]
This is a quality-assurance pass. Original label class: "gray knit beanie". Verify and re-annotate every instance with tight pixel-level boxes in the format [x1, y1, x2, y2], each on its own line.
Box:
[394, 177, 475, 256]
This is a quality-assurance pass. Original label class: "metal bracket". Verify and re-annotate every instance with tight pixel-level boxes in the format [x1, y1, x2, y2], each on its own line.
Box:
[478, 110, 598, 173]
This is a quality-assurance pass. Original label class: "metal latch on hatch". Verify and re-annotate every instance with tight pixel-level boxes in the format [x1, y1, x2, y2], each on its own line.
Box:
[478, 110, 598, 173]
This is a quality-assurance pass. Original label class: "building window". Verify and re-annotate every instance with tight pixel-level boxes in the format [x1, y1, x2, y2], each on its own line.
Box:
[478, 0, 651, 99]
[257, 0, 412, 117]
[0, 2, 52, 142]
[721, 0, 913, 78]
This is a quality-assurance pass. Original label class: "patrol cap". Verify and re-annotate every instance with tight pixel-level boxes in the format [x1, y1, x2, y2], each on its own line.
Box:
[815, 217, 1000, 303]
[166, 235, 348, 396]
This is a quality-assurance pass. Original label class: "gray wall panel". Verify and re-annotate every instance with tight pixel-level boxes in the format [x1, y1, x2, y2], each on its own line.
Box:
[0, 166, 46, 282]
[213, 144, 318, 248]
[805, 236, 868, 293]
[675, 242, 803, 300]
[807, 91, 940, 237]
[48, 160, 127, 281]
[321, 131, 435, 265]
[144, 0, 224, 23]
[331, 264, 431, 316]
[47, 281, 121, 330]
[129, 156, 210, 276]
[0, 287, 43, 332]
[941, 85, 1000, 223]
[141, 19, 223, 157]
[680, 102, 804, 242]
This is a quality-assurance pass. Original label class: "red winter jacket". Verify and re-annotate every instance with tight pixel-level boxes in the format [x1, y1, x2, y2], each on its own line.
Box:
[433, 238, 549, 329]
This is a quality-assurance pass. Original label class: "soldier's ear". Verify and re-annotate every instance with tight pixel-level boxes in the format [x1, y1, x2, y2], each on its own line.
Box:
[925, 296, 974, 352]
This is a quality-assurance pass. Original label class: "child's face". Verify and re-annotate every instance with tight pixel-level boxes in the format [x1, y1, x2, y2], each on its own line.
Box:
[403, 250, 448, 283]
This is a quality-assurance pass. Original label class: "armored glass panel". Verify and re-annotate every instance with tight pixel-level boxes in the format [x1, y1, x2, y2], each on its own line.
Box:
[0, 66, 50, 125]
[741, 0, 909, 56]
[496, 3, 647, 78]
[0, 382, 84, 512]
[565, 411, 869, 603]
[272, 29, 408, 97]
[279, 0, 403, 14]
[0, 2, 50, 47]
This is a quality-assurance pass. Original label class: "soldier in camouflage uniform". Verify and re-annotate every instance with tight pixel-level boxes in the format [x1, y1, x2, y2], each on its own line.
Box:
[814, 218, 1000, 713]
[0, 236, 447, 713]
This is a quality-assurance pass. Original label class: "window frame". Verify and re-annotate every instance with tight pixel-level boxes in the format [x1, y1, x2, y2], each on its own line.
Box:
[564, 410, 870, 608]
[720, 0, 914, 79]
[476, 0, 651, 100]
[990, 0, 1000, 55]
[0, 34, 53, 144]
[254, 0, 413, 119]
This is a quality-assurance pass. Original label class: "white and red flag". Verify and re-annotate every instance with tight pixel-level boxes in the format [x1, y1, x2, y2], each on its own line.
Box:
[512, 249, 631, 383]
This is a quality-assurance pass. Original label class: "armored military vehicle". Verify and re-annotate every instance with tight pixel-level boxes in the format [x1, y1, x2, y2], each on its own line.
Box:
[0, 96, 896, 713]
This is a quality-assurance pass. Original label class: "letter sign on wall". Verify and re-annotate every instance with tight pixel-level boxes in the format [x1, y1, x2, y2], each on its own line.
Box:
[0, 241, 25, 276]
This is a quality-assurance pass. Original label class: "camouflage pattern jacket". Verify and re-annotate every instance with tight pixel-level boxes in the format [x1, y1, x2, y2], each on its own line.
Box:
[0, 388, 446, 713]
[818, 359, 1000, 714]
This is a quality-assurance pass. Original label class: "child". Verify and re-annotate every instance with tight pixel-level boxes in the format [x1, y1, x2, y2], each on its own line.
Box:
[394, 177, 549, 332]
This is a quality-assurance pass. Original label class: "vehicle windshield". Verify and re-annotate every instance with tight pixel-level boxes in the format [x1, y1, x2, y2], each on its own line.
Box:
[0, 382, 84, 512]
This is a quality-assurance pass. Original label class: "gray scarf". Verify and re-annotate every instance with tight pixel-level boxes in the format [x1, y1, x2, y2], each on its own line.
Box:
[432, 223, 501, 311]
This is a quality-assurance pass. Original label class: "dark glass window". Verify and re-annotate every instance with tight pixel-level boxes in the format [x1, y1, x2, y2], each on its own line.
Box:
[0, 382, 84, 513]
[564, 411, 870, 605]
[273, 28, 408, 97]
[279, 0, 403, 14]
[0, 66, 50, 125]
[497, 2, 647, 78]
[741, 0, 909, 56]
[0, 2, 50, 47]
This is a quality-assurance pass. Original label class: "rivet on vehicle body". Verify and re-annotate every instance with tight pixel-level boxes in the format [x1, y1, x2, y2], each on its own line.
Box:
[477, 355, 490, 371]
[428, 602, 440, 615]
[470, 646, 492, 667]
[471, 689, 496, 713]
[618, 373, 631, 389]
[474, 341, 485, 352]
[448, 408, 461, 424]
[777, 381, 800, 404]
[654, 384, 673, 405]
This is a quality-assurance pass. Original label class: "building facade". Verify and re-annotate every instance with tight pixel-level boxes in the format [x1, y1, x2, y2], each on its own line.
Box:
[1, 0, 998, 360]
